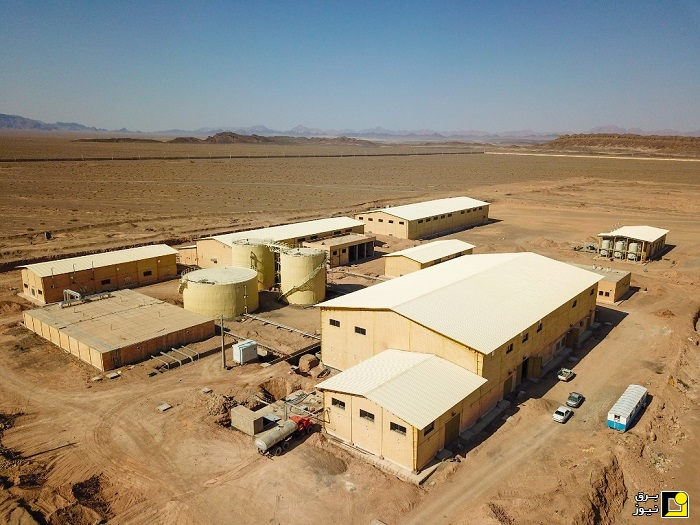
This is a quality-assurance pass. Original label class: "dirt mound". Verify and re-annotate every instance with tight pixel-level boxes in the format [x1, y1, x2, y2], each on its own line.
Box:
[528, 237, 560, 249]
[260, 377, 302, 401]
[298, 354, 319, 373]
[70, 475, 111, 520]
[168, 132, 375, 146]
[539, 133, 700, 156]
[653, 308, 675, 317]
[205, 394, 237, 416]
[0, 302, 27, 316]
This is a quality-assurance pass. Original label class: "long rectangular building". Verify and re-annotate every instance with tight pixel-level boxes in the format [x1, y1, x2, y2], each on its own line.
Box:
[23, 289, 215, 371]
[317, 253, 602, 471]
[598, 225, 668, 262]
[20, 244, 178, 305]
[383, 239, 475, 277]
[355, 196, 489, 239]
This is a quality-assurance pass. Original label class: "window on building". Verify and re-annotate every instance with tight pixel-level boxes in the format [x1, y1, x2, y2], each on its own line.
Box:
[332, 398, 345, 410]
[38, 289, 43, 295]
[332, 250, 338, 255]
[143, 270, 152, 277]
[368, 218, 374, 221]
[298, 237, 306, 242]
[537, 322, 543, 333]
[345, 228, 352, 232]
[388, 220, 394, 224]
[599, 290, 604, 296]
[440, 215, 445, 219]
[334, 231, 340, 235]
[311, 235, 318, 240]
[360, 409, 374, 422]
[418, 219, 424, 223]
[390, 422, 407, 435]
[425, 218, 430, 222]
[210, 258, 218, 263]
[342, 248, 347, 253]
[433, 216, 438, 220]
[522, 332, 529, 343]
[101, 279, 111, 285]
[467, 209, 471, 213]
[423, 421, 435, 436]
[378, 219, 383, 222]
[448, 213, 453, 217]
[506, 343, 514, 354]
[399, 221, 404, 225]
[355, 326, 366, 335]
[572, 300, 577, 308]
[605, 291, 610, 297]
[590, 288, 594, 295]
[461, 210, 465, 214]
[478, 207, 483, 210]
[23, 283, 28, 289]
[358, 217, 363, 220]
[329, 319, 340, 327]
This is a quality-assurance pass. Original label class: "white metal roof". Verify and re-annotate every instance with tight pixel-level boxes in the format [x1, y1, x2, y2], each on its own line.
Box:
[363, 196, 489, 221]
[317, 349, 487, 429]
[20, 245, 178, 278]
[383, 239, 475, 263]
[319, 253, 603, 354]
[597, 225, 669, 243]
[208, 217, 364, 246]
[182, 266, 258, 285]
[607, 384, 648, 419]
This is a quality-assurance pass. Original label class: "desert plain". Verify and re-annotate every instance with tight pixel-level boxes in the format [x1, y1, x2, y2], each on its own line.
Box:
[0, 133, 699, 525]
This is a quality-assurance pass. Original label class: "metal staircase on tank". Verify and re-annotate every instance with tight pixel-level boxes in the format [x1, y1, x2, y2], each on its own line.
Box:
[278, 254, 328, 302]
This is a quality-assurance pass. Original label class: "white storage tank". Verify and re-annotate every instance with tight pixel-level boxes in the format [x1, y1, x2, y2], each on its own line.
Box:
[232, 339, 258, 364]
[280, 248, 326, 305]
[613, 240, 625, 259]
[600, 239, 611, 257]
[180, 267, 259, 319]
[627, 242, 640, 261]
[231, 239, 275, 291]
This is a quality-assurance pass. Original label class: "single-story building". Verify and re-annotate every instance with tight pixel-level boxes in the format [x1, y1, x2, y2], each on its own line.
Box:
[19, 244, 178, 305]
[303, 233, 376, 267]
[571, 264, 631, 304]
[598, 225, 668, 262]
[22, 289, 215, 371]
[318, 349, 487, 472]
[355, 196, 489, 239]
[383, 239, 475, 277]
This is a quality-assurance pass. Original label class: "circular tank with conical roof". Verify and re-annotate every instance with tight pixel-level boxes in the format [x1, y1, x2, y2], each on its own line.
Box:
[180, 267, 258, 319]
[600, 239, 611, 257]
[613, 240, 625, 259]
[231, 238, 275, 290]
[280, 248, 326, 305]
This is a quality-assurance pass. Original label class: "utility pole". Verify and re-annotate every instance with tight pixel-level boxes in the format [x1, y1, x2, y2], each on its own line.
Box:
[220, 314, 226, 369]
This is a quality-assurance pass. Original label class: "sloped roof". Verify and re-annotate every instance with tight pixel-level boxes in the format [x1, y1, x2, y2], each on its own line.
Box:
[318, 253, 603, 354]
[20, 245, 178, 278]
[363, 196, 489, 221]
[208, 217, 364, 246]
[317, 349, 487, 429]
[598, 226, 668, 243]
[383, 239, 475, 263]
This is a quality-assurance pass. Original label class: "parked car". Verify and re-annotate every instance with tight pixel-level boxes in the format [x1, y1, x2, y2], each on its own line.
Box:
[552, 406, 573, 423]
[557, 368, 575, 381]
[566, 392, 585, 408]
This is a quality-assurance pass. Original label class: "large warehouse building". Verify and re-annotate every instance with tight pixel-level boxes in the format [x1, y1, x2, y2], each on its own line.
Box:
[317, 253, 602, 471]
[20, 244, 178, 305]
[23, 289, 215, 371]
[192, 217, 366, 269]
[383, 239, 475, 277]
[354, 196, 489, 239]
[597, 225, 668, 262]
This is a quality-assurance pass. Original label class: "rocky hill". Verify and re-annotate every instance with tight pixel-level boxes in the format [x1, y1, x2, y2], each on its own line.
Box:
[539, 133, 700, 156]
[168, 132, 375, 146]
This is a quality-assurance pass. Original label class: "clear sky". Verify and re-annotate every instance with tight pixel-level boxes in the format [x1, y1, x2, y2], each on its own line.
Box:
[1, 1, 699, 133]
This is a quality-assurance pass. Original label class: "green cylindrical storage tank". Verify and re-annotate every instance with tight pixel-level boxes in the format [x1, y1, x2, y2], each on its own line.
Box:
[180, 267, 258, 319]
[230, 238, 275, 291]
[280, 248, 326, 305]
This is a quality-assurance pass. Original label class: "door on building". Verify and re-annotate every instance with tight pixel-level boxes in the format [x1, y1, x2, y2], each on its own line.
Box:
[528, 356, 542, 379]
[444, 414, 460, 445]
[503, 375, 514, 397]
[566, 328, 580, 349]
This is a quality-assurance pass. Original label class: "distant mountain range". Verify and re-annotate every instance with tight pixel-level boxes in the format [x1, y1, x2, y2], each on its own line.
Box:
[1, 113, 698, 142]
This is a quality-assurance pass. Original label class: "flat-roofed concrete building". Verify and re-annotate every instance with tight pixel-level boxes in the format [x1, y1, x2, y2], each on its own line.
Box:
[317, 253, 602, 466]
[355, 196, 489, 239]
[303, 233, 376, 267]
[19, 245, 178, 305]
[22, 289, 215, 371]
[598, 225, 669, 262]
[383, 239, 475, 277]
[318, 349, 486, 472]
[571, 264, 631, 304]
[194, 217, 365, 268]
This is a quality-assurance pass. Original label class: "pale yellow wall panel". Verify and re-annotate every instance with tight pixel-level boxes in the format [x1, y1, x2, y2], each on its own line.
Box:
[380, 411, 414, 469]
[350, 398, 383, 455]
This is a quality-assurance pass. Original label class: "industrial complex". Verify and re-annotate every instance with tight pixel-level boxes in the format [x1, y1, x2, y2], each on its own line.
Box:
[355, 196, 489, 239]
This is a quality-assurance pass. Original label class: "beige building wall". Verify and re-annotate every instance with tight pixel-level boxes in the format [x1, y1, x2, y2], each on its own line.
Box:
[384, 248, 473, 277]
[22, 254, 177, 305]
[356, 205, 489, 240]
[303, 236, 375, 267]
[177, 246, 198, 266]
[195, 239, 233, 268]
[597, 274, 631, 303]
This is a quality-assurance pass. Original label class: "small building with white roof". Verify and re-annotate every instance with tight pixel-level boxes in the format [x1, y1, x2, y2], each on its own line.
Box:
[597, 225, 668, 262]
[383, 239, 475, 277]
[317, 349, 487, 472]
[355, 196, 489, 239]
[318, 253, 602, 458]
[19, 244, 178, 305]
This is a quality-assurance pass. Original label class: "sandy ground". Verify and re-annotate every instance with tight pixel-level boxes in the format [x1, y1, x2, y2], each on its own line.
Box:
[1, 136, 699, 525]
